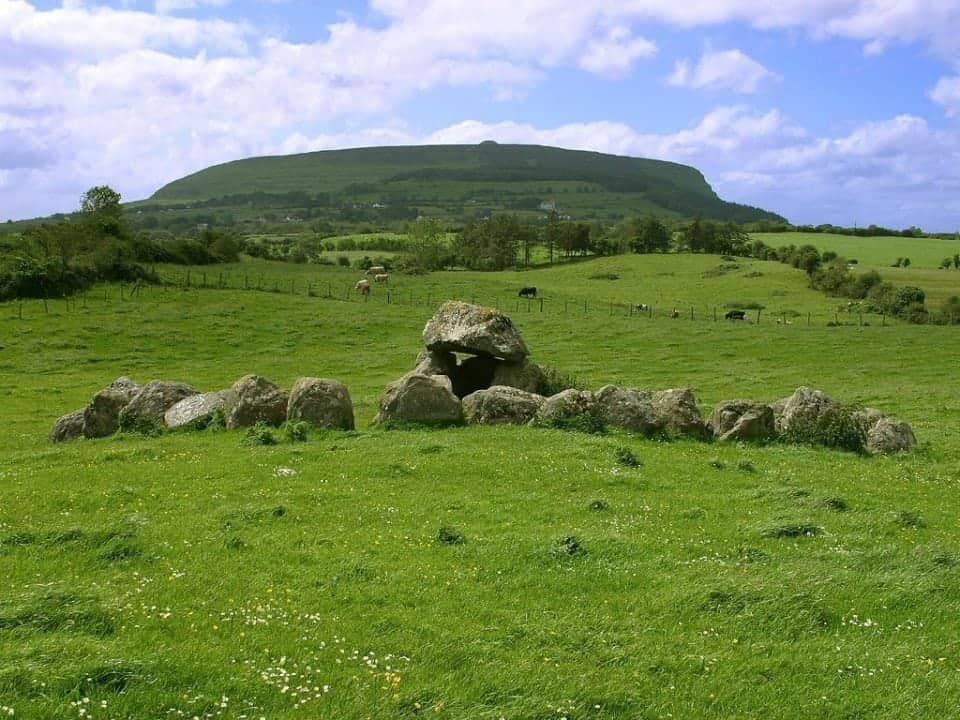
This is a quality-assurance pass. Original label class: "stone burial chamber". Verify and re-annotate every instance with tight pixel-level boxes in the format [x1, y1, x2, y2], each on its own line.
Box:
[373, 300, 550, 426]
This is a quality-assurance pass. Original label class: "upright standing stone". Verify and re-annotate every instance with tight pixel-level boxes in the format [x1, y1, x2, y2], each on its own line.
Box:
[287, 378, 355, 429]
[83, 376, 142, 438]
[226, 375, 288, 429]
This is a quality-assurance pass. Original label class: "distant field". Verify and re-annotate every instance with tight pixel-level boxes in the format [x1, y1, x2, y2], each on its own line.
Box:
[146, 253, 879, 323]
[2, 254, 959, 719]
[753, 232, 960, 308]
[752, 232, 960, 268]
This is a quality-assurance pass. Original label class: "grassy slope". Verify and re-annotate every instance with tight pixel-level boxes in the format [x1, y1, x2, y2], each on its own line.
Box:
[1, 254, 959, 719]
[144, 144, 782, 224]
[753, 232, 960, 308]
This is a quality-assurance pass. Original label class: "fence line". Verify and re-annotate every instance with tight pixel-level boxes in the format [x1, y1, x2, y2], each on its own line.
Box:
[4, 270, 891, 329]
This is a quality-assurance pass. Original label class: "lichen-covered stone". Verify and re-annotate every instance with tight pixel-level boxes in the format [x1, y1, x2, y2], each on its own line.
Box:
[83, 376, 141, 438]
[373, 374, 462, 426]
[463, 385, 545, 425]
[49, 409, 86, 443]
[422, 301, 528, 361]
[708, 400, 776, 442]
[287, 378, 355, 429]
[226, 375, 288, 429]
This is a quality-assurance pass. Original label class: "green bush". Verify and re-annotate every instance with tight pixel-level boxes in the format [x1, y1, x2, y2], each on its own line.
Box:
[781, 406, 866, 453]
[282, 421, 309, 442]
[538, 365, 585, 396]
[241, 422, 278, 446]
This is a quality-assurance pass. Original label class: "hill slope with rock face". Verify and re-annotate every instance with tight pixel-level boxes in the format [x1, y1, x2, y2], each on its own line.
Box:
[143, 142, 786, 225]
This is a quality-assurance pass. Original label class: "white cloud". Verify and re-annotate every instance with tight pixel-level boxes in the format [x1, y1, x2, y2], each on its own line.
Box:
[578, 25, 657, 76]
[668, 49, 778, 93]
[4, 0, 960, 225]
[930, 75, 960, 118]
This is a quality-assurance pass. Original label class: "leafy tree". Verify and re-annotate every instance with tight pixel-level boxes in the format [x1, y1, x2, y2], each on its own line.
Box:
[630, 215, 671, 253]
[454, 215, 532, 270]
[80, 185, 122, 217]
[405, 218, 447, 271]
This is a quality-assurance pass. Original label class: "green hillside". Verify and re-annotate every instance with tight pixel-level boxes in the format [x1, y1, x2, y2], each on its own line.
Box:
[142, 143, 785, 225]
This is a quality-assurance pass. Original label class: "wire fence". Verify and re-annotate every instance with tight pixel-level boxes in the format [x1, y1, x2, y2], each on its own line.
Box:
[5, 268, 893, 329]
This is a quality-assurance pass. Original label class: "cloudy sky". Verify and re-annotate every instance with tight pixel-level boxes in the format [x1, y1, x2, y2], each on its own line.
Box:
[4, 0, 960, 229]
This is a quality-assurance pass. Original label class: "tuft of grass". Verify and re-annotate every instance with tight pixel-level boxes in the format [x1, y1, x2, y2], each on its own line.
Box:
[0, 589, 114, 636]
[614, 446, 640, 467]
[896, 510, 925, 529]
[589, 272, 619, 280]
[241, 422, 277, 446]
[538, 365, 585, 396]
[823, 496, 849, 512]
[588, 499, 609, 512]
[552, 535, 586, 558]
[282, 420, 310, 442]
[436, 525, 465, 545]
[761, 523, 824, 539]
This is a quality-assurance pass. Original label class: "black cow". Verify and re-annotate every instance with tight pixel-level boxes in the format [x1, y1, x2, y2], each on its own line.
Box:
[634, 303, 649, 313]
[725, 310, 746, 320]
[518, 286, 537, 298]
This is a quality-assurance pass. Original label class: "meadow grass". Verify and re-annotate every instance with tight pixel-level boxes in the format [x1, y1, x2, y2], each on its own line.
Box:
[752, 232, 960, 308]
[1, 254, 959, 719]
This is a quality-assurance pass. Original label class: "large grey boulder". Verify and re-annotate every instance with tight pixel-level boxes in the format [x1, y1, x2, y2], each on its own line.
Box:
[463, 385, 545, 425]
[652, 388, 707, 438]
[412, 349, 457, 377]
[83, 376, 142, 438]
[867, 417, 916, 454]
[422, 301, 528, 361]
[226, 375, 288, 429]
[594, 385, 658, 434]
[535, 389, 596, 425]
[50, 409, 86, 443]
[119, 380, 198, 428]
[164, 390, 236, 430]
[287, 378, 355, 430]
[777, 386, 839, 433]
[373, 373, 463, 426]
[708, 400, 776, 442]
[491, 358, 548, 395]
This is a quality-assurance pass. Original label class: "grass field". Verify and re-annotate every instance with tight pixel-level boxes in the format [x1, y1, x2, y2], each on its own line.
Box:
[2, 253, 959, 719]
[752, 233, 960, 309]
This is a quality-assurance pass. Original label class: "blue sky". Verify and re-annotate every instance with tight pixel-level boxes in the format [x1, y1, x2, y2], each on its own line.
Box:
[4, 1, 960, 229]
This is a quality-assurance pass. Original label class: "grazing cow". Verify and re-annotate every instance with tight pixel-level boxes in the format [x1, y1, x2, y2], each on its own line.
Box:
[374, 273, 389, 283]
[671, 308, 680, 318]
[634, 303, 649, 313]
[355, 279, 371, 296]
[365, 265, 386, 276]
[725, 310, 746, 320]
[518, 286, 537, 298]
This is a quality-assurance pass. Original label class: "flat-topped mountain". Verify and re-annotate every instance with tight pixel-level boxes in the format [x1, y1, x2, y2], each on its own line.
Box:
[147, 142, 785, 225]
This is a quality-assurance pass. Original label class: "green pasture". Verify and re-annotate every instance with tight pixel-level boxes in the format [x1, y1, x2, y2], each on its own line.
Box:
[753, 232, 960, 308]
[150, 253, 879, 323]
[753, 232, 960, 269]
[1, 255, 959, 719]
